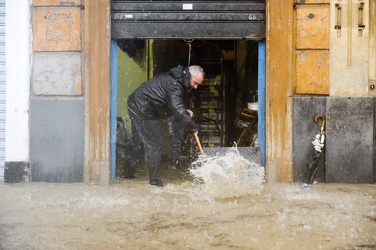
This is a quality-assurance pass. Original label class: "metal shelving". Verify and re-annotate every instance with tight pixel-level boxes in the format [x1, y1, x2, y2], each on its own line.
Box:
[194, 43, 224, 147]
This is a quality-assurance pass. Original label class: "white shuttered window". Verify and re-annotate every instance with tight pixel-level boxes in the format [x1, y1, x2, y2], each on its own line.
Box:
[0, 0, 5, 181]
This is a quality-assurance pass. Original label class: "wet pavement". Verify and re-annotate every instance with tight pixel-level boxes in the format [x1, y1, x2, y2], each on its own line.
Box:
[1, 179, 375, 249]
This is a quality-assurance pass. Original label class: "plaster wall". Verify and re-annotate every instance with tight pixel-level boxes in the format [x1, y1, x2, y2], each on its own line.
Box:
[29, 1, 85, 183]
[32, 53, 82, 96]
[5, 0, 30, 161]
[329, 0, 370, 96]
[370, 0, 376, 90]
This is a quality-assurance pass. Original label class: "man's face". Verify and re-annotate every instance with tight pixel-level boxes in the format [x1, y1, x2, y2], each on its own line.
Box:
[190, 73, 204, 90]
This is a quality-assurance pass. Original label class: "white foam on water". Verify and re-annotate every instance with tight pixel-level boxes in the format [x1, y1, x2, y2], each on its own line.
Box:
[189, 147, 265, 200]
[1, 181, 375, 249]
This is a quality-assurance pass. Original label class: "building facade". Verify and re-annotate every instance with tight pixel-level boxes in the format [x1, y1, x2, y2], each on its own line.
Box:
[4, 0, 376, 184]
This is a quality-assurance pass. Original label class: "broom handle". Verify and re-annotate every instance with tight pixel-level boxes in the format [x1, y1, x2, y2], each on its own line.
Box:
[194, 132, 205, 156]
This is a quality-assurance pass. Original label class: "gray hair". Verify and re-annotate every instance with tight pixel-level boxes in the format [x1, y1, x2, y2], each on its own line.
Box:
[189, 65, 205, 78]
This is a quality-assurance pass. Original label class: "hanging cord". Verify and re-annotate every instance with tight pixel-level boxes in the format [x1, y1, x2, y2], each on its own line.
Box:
[188, 42, 191, 67]
[184, 39, 194, 66]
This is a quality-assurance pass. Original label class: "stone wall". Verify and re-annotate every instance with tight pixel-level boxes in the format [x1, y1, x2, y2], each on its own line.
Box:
[30, 0, 84, 182]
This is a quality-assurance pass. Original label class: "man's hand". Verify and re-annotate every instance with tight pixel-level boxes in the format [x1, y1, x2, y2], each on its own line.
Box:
[187, 109, 194, 117]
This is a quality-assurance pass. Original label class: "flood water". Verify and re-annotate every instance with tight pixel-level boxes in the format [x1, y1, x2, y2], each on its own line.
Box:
[1, 152, 375, 249]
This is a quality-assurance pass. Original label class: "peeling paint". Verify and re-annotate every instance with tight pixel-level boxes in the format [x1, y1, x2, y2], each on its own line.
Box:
[33, 8, 81, 51]
[267, 0, 294, 182]
[296, 5, 329, 50]
[84, 0, 111, 179]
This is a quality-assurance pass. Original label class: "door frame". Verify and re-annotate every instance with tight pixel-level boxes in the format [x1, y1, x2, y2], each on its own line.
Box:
[84, 0, 293, 184]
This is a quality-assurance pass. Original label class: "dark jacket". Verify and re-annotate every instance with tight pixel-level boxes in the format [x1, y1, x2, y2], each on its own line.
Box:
[128, 66, 198, 132]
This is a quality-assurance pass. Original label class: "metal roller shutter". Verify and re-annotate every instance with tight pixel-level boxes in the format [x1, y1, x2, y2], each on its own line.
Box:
[111, 0, 265, 40]
[0, 0, 4, 181]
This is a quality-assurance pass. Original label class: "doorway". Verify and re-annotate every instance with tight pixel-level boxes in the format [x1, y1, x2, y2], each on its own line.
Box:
[112, 39, 262, 179]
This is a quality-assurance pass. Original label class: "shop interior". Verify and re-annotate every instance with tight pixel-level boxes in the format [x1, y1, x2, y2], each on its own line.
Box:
[115, 39, 260, 176]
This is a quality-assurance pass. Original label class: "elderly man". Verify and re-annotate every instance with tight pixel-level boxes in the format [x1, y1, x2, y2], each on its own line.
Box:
[124, 65, 205, 187]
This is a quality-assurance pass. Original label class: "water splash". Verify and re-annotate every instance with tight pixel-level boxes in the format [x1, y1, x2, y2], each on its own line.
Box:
[189, 147, 265, 199]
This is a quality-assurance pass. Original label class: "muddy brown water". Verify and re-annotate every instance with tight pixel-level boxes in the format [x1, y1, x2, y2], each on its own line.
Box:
[0, 152, 375, 249]
[1, 180, 375, 249]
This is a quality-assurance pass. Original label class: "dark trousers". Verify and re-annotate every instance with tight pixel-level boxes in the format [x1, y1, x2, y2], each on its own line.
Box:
[168, 116, 185, 167]
[128, 111, 162, 182]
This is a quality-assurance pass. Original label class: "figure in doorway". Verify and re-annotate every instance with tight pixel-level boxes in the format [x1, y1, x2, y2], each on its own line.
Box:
[124, 65, 205, 187]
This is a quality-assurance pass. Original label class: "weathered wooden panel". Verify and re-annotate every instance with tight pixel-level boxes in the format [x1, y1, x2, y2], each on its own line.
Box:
[33, 0, 82, 6]
[266, 0, 294, 182]
[33, 8, 81, 51]
[296, 5, 330, 49]
[33, 53, 82, 96]
[83, 0, 111, 185]
[295, 52, 329, 94]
